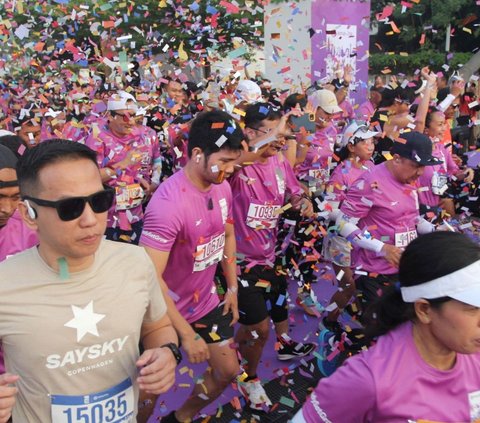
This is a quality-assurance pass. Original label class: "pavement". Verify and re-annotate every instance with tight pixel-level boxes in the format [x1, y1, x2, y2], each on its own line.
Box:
[149, 262, 347, 423]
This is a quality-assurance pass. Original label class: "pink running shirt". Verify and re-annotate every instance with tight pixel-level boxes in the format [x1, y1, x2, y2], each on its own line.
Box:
[417, 139, 459, 208]
[301, 322, 480, 423]
[230, 154, 303, 265]
[86, 123, 161, 229]
[140, 170, 232, 323]
[328, 160, 374, 204]
[356, 100, 375, 121]
[341, 162, 420, 275]
[296, 124, 338, 192]
[0, 211, 38, 262]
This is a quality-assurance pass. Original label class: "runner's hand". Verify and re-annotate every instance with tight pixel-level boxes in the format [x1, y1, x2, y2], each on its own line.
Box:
[223, 289, 239, 326]
[463, 168, 474, 184]
[343, 64, 353, 85]
[138, 177, 158, 197]
[182, 332, 210, 364]
[450, 79, 465, 97]
[0, 373, 19, 423]
[136, 348, 177, 395]
[381, 244, 402, 268]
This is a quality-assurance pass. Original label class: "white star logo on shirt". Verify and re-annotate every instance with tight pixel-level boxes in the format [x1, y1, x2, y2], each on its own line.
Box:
[64, 301, 106, 342]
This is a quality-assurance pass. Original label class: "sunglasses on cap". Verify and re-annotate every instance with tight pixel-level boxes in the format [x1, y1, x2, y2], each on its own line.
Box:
[23, 187, 114, 222]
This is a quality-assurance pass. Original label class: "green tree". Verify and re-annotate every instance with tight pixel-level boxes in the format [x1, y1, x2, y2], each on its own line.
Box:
[371, 0, 480, 54]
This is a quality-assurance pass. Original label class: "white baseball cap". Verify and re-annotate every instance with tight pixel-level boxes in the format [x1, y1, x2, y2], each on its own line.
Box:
[308, 89, 342, 114]
[338, 120, 379, 148]
[235, 80, 262, 104]
[0, 130, 15, 137]
[107, 91, 138, 112]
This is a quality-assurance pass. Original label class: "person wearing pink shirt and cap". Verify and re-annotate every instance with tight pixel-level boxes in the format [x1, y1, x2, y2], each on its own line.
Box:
[296, 89, 342, 197]
[315, 131, 442, 376]
[336, 131, 441, 309]
[85, 90, 162, 244]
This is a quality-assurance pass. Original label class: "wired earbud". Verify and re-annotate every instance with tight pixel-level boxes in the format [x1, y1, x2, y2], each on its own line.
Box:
[195, 154, 201, 163]
[24, 200, 37, 220]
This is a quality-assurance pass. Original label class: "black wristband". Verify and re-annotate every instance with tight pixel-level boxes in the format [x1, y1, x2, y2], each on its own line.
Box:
[161, 343, 182, 365]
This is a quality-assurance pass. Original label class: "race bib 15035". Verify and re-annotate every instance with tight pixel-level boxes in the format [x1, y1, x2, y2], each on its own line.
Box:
[51, 378, 134, 423]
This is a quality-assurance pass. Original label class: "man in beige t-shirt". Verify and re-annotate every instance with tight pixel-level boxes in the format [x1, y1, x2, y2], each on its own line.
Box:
[0, 139, 179, 423]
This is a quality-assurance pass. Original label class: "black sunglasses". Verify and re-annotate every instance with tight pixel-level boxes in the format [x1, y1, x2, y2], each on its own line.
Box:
[23, 188, 114, 222]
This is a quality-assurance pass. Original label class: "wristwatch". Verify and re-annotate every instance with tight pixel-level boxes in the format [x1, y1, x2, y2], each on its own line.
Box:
[161, 343, 182, 365]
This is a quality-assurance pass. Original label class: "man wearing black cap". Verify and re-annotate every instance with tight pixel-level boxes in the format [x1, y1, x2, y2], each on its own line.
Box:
[0, 144, 37, 262]
[317, 132, 443, 375]
[336, 131, 442, 307]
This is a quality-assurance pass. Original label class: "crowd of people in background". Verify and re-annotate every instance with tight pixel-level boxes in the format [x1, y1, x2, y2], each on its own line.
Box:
[1, 57, 480, 423]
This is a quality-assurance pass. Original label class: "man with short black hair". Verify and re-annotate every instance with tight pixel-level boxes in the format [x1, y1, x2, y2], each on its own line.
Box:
[230, 103, 316, 410]
[0, 139, 178, 422]
[140, 110, 244, 423]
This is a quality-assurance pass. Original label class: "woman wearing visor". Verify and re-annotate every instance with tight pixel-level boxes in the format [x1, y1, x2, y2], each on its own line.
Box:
[293, 231, 480, 422]
[321, 121, 378, 335]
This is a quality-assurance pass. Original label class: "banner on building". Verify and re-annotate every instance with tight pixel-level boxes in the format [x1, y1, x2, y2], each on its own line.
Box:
[311, 0, 371, 104]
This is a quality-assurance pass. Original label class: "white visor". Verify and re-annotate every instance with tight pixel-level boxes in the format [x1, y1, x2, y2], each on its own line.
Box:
[401, 260, 480, 307]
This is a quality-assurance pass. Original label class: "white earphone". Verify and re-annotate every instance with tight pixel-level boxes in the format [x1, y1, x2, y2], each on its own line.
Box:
[24, 200, 37, 220]
[195, 154, 201, 163]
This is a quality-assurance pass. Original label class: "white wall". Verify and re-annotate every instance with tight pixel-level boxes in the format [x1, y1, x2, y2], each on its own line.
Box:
[264, 0, 311, 93]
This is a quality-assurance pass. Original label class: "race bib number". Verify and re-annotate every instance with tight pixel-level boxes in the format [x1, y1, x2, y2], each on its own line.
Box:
[395, 229, 417, 248]
[51, 378, 134, 423]
[469, 390, 480, 422]
[194, 232, 225, 272]
[115, 184, 144, 211]
[431, 172, 448, 196]
[246, 203, 281, 229]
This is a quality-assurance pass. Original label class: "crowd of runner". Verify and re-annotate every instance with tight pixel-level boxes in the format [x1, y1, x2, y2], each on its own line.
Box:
[0, 59, 480, 423]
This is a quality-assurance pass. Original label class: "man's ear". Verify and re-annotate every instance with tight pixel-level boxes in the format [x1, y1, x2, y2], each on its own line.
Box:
[243, 127, 256, 142]
[18, 201, 39, 231]
[190, 147, 203, 158]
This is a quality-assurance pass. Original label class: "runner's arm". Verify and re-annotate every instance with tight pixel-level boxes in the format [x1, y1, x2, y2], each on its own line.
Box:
[141, 314, 178, 350]
[143, 247, 210, 363]
[220, 222, 239, 326]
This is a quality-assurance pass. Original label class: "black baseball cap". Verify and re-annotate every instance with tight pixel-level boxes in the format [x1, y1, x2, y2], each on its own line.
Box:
[391, 131, 443, 166]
